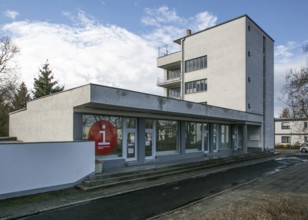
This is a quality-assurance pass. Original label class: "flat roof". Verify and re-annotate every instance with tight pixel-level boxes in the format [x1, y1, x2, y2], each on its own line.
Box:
[174, 14, 274, 44]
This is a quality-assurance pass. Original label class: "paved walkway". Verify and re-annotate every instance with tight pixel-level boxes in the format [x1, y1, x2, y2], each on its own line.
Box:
[152, 156, 308, 219]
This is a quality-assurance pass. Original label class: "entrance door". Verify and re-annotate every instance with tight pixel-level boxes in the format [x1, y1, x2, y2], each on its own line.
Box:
[202, 123, 209, 153]
[126, 131, 136, 160]
[212, 124, 218, 152]
[124, 118, 137, 161]
[145, 119, 155, 160]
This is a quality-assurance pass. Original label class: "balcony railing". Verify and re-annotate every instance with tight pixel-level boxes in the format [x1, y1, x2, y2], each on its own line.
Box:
[157, 76, 181, 87]
[158, 44, 181, 58]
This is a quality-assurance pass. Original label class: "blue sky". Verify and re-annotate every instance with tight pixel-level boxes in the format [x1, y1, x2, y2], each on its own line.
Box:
[1, 0, 308, 116]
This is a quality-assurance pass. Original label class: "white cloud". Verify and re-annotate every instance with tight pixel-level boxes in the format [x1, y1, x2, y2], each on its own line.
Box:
[2, 12, 160, 96]
[141, 6, 183, 27]
[141, 6, 217, 48]
[4, 10, 19, 20]
[191, 11, 217, 31]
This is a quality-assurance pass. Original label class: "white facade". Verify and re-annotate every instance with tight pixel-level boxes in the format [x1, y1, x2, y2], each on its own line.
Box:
[8, 15, 275, 172]
[157, 15, 274, 150]
[275, 118, 308, 146]
[0, 142, 94, 199]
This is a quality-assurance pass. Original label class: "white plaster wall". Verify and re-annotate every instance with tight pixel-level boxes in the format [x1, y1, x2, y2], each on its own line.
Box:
[10, 85, 91, 142]
[275, 134, 306, 146]
[183, 17, 247, 111]
[275, 120, 307, 134]
[275, 120, 308, 145]
[0, 142, 95, 199]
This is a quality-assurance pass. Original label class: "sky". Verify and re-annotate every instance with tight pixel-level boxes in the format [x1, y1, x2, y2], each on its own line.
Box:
[0, 0, 308, 117]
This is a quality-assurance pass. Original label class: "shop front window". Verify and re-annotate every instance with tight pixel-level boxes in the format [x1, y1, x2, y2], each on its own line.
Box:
[83, 115, 123, 158]
[145, 119, 155, 158]
[185, 122, 203, 152]
[218, 125, 231, 150]
[156, 120, 179, 155]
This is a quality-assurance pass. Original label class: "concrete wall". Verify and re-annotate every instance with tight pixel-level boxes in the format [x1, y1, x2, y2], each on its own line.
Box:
[9, 85, 91, 142]
[0, 141, 95, 199]
[89, 84, 263, 123]
[246, 18, 274, 150]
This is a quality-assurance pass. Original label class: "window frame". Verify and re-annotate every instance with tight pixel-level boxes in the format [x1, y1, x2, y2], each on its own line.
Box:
[185, 79, 207, 94]
[185, 55, 207, 73]
[281, 136, 290, 144]
[281, 122, 290, 129]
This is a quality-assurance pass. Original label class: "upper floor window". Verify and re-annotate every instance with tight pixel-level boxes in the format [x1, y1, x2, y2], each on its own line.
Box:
[304, 122, 308, 129]
[167, 87, 180, 98]
[185, 79, 207, 94]
[185, 56, 207, 73]
[167, 68, 180, 80]
[281, 122, 290, 129]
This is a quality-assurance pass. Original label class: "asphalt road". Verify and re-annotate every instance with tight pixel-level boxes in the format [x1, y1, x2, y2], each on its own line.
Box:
[23, 154, 307, 220]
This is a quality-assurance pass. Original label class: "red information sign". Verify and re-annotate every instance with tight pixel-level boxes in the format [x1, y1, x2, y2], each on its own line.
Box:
[87, 120, 117, 155]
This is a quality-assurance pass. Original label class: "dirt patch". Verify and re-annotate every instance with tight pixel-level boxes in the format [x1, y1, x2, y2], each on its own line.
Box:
[197, 193, 308, 220]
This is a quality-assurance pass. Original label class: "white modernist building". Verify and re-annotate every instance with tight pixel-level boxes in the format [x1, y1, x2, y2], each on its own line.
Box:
[9, 15, 274, 170]
[275, 118, 308, 146]
[157, 15, 274, 150]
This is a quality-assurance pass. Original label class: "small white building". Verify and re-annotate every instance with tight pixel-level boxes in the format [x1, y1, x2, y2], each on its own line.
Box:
[275, 118, 308, 146]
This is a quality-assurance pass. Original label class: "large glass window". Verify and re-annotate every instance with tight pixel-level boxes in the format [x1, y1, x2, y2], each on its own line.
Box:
[156, 120, 179, 155]
[185, 79, 207, 94]
[167, 87, 180, 98]
[232, 125, 243, 150]
[167, 68, 180, 80]
[145, 119, 154, 158]
[185, 122, 204, 152]
[83, 115, 123, 158]
[185, 56, 207, 72]
[219, 125, 231, 150]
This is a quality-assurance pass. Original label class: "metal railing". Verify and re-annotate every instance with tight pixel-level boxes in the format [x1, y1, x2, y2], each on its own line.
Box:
[158, 44, 181, 57]
[156, 76, 181, 86]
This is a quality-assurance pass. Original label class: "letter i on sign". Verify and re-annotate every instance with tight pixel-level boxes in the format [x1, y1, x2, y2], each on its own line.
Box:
[98, 124, 110, 149]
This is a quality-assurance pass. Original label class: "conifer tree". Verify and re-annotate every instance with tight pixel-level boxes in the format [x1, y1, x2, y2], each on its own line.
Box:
[12, 82, 30, 110]
[32, 60, 64, 99]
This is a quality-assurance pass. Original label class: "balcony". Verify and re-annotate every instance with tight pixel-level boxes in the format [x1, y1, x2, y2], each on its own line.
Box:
[157, 76, 181, 88]
[157, 51, 181, 69]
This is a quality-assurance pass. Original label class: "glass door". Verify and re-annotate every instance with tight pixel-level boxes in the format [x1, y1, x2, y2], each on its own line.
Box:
[212, 124, 218, 152]
[126, 131, 136, 160]
[124, 118, 137, 161]
[202, 123, 209, 153]
[145, 119, 155, 160]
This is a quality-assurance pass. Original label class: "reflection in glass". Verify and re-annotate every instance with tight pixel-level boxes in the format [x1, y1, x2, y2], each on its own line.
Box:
[156, 120, 178, 155]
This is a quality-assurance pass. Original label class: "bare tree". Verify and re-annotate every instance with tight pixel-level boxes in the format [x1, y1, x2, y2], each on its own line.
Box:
[283, 66, 308, 119]
[0, 37, 19, 136]
[0, 37, 19, 102]
[280, 107, 291, 118]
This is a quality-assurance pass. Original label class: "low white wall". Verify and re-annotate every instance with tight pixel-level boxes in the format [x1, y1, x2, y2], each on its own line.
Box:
[0, 141, 95, 199]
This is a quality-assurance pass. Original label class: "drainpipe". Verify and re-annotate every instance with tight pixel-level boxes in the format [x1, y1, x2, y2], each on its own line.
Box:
[181, 29, 191, 100]
[181, 38, 186, 100]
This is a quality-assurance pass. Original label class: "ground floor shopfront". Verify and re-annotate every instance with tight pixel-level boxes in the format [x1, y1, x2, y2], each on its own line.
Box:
[74, 113, 261, 170]
[10, 84, 272, 171]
